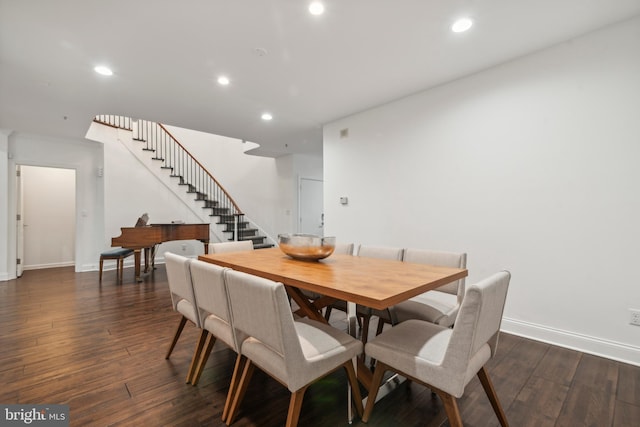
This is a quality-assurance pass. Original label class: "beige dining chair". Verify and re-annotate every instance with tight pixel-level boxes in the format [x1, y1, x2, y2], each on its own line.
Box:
[376, 248, 467, 334]
[362, 271, 511, 427]
[164, 252, 204, 383]
[325, 244, 404, 345]
[224, 269, 364, 427]
[334, 242, 355, 255]
[209, 240, 254, 253]
[188, 259, 245, 422]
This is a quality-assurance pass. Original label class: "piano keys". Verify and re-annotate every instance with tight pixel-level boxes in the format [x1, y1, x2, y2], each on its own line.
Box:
[111, 223, 210, 281]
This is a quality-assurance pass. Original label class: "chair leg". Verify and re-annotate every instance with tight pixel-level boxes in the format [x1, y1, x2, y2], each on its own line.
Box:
[222, 354, 247, 422]
[286, 386, 309, 427]
[186, 329, 209, 384]
[362, 361, 388, 422]
[190, 332, 217, 386]
[344, 361, 364, 418]
[226, 359, 256, 425]
[432, 388, 463, 427]
[477, 366, 509, 427]
[324, 306, 333, 321]
[165, 316, 188, 359]
[99, 258, 104, 281]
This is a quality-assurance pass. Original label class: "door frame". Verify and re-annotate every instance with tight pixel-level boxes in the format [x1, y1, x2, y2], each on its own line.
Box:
[16, 165, 24, 277]
[15, 164, 77, 273]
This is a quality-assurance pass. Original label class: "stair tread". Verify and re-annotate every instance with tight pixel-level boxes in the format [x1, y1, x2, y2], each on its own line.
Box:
[253, 243, 275, 249]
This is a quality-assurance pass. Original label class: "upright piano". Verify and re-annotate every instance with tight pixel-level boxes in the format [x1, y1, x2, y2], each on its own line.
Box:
[111, 223, 210, 281]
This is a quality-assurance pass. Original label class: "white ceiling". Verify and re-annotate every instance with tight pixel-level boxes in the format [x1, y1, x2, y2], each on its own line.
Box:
[2, 0, 639, 157]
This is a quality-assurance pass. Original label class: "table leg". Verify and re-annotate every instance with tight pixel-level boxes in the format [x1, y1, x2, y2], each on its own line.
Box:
[134, 249, 142, 282]
[346, 302, 405, 415]
[285, 286, 327, 323]
[346, 301, 360, 423]
[143, 247, 150, 273]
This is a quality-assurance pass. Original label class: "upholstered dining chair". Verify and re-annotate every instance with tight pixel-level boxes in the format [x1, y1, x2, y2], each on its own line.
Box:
[164, 252, 203, 383]
[325, 245, 404, 345]
[356, 244, 404, 260]
[209, 240, 254, 253]
[362, 271, 511, 427]
[334, 242, 355, 255]
[376, 248, 467, 334]
[188, 259, 245, 422]
[224, 269, 364, 427]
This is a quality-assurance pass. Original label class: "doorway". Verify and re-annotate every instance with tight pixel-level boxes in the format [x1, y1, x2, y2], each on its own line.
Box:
[17, 165, 76, 271]
[298, 177, 324, 236]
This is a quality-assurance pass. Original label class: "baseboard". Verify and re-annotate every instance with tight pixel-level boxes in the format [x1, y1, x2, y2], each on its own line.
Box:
[0, 272, 13, 281]
[23, 262, 75, 271]
[501, 317, 640, 367]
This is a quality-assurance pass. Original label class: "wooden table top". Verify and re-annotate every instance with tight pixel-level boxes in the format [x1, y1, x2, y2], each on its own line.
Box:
[198, 247, 468, 311]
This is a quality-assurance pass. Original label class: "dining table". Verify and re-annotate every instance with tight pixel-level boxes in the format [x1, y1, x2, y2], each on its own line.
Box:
[198, 246, 468, 419]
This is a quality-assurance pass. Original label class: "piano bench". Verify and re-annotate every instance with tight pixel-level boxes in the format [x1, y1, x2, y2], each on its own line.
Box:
[100, 248, 134, 283]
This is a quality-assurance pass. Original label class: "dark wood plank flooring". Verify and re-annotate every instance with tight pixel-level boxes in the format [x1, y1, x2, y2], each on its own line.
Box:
[1, 266, 638, 426]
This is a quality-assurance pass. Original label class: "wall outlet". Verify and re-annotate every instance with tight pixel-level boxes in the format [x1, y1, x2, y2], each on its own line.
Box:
[630, 309, 640, 326]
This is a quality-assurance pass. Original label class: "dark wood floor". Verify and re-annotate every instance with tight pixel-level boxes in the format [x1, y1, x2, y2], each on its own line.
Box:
[1, 266, 638, 427]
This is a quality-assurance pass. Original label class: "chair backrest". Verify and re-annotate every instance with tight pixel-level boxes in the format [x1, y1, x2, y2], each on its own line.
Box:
[189, 259, 238, 351]
[334, 242, 354, 255]
[225, 269, 304, 389]
[164, 252, 200, 328]
[444, 271, 510, 389]
[209, 240, 254, 254]
[403, 248, 467, 302]
[357, 244, 404, 260]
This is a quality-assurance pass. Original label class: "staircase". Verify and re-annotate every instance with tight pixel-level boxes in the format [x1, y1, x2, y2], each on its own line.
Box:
[94, 115, 273, 248]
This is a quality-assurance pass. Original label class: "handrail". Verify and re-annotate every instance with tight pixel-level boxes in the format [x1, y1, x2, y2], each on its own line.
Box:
[93, 115, 254, 243]
[94, 115, 133, 130]
[158, 123, 243, 214]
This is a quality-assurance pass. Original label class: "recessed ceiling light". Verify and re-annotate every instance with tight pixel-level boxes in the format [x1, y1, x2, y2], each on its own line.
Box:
[309, 2, 324, 15]
[94, 65, 113, 76]
[451, 18, 473, 33]
[261, 113, 273, 121]
[217, 76, 230, 85]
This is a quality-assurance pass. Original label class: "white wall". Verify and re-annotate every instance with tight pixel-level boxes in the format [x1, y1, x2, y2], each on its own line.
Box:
[162, 126, 324, 241]
[163, 126, 295, 242]
[324, 17, 640, 365]
[0, 122, 321, 279]
[101, 126, 210, 258]
[95, 123, 322, 259]
[2, 133, 104, 277]
[21, 166, 76, 269]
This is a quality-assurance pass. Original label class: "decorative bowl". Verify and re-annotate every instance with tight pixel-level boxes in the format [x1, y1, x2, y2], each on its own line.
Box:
[278, 234, 336, 261]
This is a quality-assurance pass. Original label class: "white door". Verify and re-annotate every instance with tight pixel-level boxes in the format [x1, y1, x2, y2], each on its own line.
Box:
[299, 178, 324, 236]
[16, 165, 24, 277]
